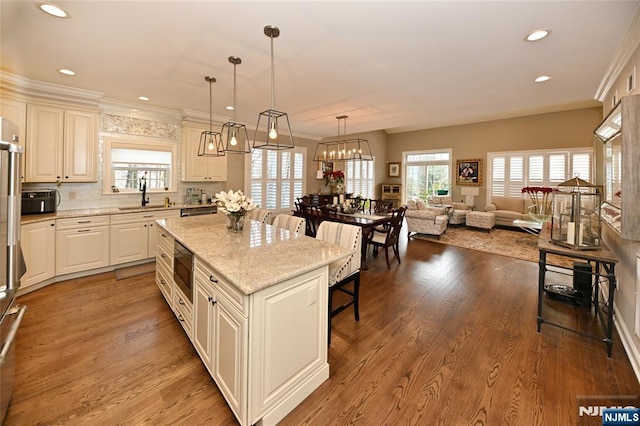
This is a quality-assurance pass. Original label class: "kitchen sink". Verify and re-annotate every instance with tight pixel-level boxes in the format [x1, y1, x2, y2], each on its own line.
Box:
[119, 205, 167, 211]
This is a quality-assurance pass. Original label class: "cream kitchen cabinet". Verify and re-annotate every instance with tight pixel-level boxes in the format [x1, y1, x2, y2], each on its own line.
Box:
[25, 103, 98, 183]
[181, 124, 227, 181]
[0, 98, 27, 182]
[21, 219, 56, 288]
[110, 210, 180, 265]
[155, 227, 174, 307]
[193, 258, 247, 423]
[55, 216, 110, 275]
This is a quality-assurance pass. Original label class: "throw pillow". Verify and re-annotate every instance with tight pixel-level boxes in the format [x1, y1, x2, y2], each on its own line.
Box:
[416, 200, 428, 210]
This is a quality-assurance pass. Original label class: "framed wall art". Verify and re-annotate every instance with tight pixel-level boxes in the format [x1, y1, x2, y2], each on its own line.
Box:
[388, 162, 401, 178]
[456, 159, 482, 186]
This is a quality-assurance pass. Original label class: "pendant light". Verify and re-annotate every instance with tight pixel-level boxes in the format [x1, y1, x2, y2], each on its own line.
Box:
[221, 56, 251, 154]
[313, 115, 373, 162]
[197, 76, 225, 157]
[253, 25, 295, 150]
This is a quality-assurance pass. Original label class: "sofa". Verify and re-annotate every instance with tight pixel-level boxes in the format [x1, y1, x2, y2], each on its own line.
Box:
[484, 196, 531, 227]
[405, 198, 449, 239]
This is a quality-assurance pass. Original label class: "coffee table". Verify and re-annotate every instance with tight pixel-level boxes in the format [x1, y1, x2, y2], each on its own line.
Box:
[513, 219, 543, 235]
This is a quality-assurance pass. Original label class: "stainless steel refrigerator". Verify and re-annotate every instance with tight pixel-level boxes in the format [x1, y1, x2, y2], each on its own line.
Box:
[0, 117, 27, 424]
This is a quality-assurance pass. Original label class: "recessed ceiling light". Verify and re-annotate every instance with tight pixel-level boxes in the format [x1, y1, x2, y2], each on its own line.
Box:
[138, 96, 149, 101]
[37, 3, 68, 18]
[534, 75, 552, 83]
[225, 105, 234, 111]
[58, 68, 75, 76]
[524, 29, 551, 42]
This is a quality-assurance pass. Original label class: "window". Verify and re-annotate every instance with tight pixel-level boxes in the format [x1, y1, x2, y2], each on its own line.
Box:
[403, 149, 452, 200]
[245, 147, 306, 211]
[103, 136, 177, 194]
[345, 159, 374, 198]
[487, 148, 593, 200]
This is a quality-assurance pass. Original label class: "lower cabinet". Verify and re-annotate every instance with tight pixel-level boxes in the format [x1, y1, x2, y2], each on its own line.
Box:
[21, 219, 56, 288]
[193, 259, 247, 423]
[110, 210, 180, 265]
[189, 255, 327, 426]
[55, 216, 110, 275]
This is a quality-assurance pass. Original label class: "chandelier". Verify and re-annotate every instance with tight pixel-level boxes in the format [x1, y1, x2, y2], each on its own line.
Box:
[220, 56, 251, 154]
[253, 25, 294, 150]
[313, 115, 373, 162]
[197, 76, 224, 157]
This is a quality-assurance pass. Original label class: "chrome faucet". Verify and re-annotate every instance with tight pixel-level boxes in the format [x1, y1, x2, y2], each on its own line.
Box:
[139, 171, 149, 206]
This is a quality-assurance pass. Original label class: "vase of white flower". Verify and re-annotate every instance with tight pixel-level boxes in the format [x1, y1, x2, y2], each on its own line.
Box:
[226, 213, 245, 232]
[214, 190, 255, 232]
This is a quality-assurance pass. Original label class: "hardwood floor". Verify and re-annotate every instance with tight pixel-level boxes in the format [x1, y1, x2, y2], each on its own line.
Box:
[7, 231, 639, 425]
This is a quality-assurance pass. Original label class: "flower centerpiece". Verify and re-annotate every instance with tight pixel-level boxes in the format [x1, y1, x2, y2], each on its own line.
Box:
[521, 186, 555, 222]
[214, 190, 255, 232]
[323, 170, 345, 193]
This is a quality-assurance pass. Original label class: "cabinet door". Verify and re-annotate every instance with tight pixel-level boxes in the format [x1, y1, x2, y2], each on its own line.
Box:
[56, 226, 109, 275]
[26, 104, 63, 182]
[64, 109, 97, 182]
[193, 277, 215, 371]
[147, 221, 158, 259]
[181, 125, 227, 181]
[110, 222, 149, 265]
[213, 298, 247, 423]
[0, 98, 27, 182]
[182, 126, 210, 181]
[21, 220, 56, 288]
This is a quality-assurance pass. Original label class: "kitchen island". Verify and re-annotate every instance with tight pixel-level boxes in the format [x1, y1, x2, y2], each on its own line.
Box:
[155, 214, 353, 426]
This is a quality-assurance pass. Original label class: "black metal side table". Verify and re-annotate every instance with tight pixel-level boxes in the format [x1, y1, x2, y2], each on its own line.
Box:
[537, 228, 618, 357]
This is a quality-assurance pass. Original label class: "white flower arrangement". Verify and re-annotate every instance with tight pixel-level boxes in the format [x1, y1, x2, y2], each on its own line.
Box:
[214, 190, 256, 216]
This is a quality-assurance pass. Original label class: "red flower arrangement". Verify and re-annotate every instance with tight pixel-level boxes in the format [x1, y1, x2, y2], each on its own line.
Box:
[522, 186, 556, 221]
[323, 170, 345, 186]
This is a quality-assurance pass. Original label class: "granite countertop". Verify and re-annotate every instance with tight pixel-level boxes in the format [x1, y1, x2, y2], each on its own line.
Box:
[20, 203, 216, 225]
[157, 214, 354, 295]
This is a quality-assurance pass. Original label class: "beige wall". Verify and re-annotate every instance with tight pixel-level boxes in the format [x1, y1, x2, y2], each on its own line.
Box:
[387, 107, 602, 208]
[305, 130, 388, 198]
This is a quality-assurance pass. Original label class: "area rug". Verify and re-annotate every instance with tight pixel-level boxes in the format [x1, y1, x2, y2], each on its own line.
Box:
[114, 262, 156, 280]
[412, 226, 544, 264]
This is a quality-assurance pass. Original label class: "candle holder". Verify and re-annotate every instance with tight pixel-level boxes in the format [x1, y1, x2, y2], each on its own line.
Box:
[550, 177, 601, 250]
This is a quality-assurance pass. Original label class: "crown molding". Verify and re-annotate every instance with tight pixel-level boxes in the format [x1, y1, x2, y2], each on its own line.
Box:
[595, 4, 640, 101]
[181, 108, 229, 127]
[0, 71, 103, 107]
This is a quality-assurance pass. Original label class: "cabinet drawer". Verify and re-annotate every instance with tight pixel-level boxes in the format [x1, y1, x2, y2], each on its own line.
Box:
[57, 215, 109, 230]
[111, 209, 180, 225]
[156, 263, 173, 306]
[156, 240, 173, 271]
[174, 290, 193, 338]
[195, 258, 248, 317]
[157, 226, 174, 254]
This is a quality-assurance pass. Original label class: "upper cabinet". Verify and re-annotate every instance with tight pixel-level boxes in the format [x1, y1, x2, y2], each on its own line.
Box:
[26, 103, 98, 183]
[182, 124, 227, 182]
[0, 98, 27, 182]
[595, 94, 640, 241]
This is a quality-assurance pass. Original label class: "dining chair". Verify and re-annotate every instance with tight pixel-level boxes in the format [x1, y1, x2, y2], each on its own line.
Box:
[371, 199, 394, 215]
[315, 221, 362, 344]
[368, 206, 406, 269]
[273, 214, 306, 235]
[250, 208, 273, 224]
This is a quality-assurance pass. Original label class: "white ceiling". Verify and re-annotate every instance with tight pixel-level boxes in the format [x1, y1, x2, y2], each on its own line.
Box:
[1, 1, 639, 140]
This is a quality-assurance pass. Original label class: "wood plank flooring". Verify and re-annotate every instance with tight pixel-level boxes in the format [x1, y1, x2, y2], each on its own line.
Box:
[6, 230, 639, 425]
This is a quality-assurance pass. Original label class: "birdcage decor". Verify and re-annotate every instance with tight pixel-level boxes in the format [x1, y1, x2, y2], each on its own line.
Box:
[550, 177, 602, 250]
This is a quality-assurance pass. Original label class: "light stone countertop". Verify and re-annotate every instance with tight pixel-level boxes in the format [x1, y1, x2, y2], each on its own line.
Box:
[156, 214, 354, 295]
[20, 203, 216, 225]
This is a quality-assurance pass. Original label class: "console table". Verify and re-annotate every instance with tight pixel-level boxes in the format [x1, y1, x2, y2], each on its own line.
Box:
[537, 228, 618, 356]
